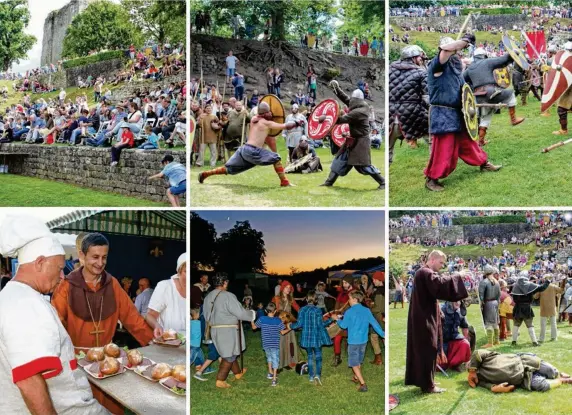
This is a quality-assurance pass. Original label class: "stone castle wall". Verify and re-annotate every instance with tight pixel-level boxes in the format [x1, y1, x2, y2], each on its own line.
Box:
[41, 0, 94, 66]
[390, 223, 532, 243]
[0, 144, 186, 204]
[390, 14, 529, 31]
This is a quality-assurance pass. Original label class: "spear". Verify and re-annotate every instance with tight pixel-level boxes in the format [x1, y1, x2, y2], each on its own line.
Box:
[240, 96, 248, 145]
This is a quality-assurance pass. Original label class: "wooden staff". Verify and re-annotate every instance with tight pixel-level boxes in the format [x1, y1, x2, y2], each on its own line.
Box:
[542, 138, 572, 153]
[456, 13, 473, 40]
[222, 79, 226, 105]
[240, 96, 248, 145]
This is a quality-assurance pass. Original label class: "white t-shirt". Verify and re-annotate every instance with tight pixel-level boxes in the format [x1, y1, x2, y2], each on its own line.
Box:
[0, 282, 108, 414]
[226, 56, 238, 69]
[148, 275, 186, 333]
[59, 91, 66, 101]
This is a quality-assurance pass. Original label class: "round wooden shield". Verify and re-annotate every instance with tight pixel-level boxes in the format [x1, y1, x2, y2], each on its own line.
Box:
[493, 67, 511, 88]
[542, 50, 572, 112]
[331, 124, 350, 147]
[308, 99, 339, 140]
[461, 84, 479, 141]
[502, 34, 529, 71]
[389, 394, 400, 411]
[259, 94, 285, 137]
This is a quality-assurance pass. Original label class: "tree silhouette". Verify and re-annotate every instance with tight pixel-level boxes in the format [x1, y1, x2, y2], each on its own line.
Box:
[216, 220, 266, 277]
[190, 212, 217, 272]
[0, 0, 35, 71]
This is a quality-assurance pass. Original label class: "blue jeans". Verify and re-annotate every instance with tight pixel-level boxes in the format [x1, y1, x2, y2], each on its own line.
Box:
[274, 86, 281, 98]
[169, 180, 186, 196]
[234, 85, 244, 100]
[138, 142, 158, 149]
[264, 348, 280, 370]
[87, 132, 108, 147]
[70, 127, 95, 144]
[306, 347, 323, 378]
[112, 122, 141, 138]
[190, 346, 205, 366]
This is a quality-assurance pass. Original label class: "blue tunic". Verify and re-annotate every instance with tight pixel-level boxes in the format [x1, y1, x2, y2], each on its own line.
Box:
[427, 54, 465, 135]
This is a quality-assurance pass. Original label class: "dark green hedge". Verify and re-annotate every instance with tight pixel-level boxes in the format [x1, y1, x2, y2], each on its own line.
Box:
[452, 215, 526, 225]
[461, 8, 520, 15]
[62, 50, 124, 69]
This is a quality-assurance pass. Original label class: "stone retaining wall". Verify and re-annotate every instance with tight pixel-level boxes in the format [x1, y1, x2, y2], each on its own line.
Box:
[390, 223, 532, 243]
[0, 144, 186, 204]
[390, 14, 529, 31]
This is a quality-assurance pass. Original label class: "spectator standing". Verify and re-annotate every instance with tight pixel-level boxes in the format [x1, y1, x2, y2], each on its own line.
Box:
[226, 50, 239, 84]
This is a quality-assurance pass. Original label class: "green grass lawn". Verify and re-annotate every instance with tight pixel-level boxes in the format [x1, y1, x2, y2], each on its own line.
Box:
[389, 102, 572, 207]
[389, 304, 572, 415]
[191, 329, 385, 415]
[191, 139, 385, 207]
[390, 243, 542, 270]
[0, 174, 166, 207]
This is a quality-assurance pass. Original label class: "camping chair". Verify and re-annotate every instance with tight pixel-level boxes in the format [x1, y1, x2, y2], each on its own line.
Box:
[134, 118, 156, 146]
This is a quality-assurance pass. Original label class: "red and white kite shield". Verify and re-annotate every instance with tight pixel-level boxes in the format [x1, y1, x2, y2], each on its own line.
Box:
[331, 124, 350, 147]
[542, 50, 572, 112]
[308, 99, 339, 140]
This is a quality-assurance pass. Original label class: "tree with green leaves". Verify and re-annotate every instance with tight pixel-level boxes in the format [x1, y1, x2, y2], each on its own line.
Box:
[216, 220, 266, 277]
[192, 0, 336, 41]
[121, 0, 185, 44]
[0, 0, 36, 71]
[190, 213, 218, 272]
[62, 0, 143, 59]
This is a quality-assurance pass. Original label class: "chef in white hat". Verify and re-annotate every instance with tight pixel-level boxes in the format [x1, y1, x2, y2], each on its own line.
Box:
[146, 252, 187, 337]
[0, 215, 108, 414]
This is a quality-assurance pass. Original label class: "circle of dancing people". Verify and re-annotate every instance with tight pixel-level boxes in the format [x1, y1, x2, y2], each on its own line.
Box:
[404, 249, 572, 396]
[388, 26, 572, 192]
[191, 273, 385, 391]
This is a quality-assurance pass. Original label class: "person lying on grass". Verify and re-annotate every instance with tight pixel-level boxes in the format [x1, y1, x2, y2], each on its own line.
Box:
[467, 349, 572, 393]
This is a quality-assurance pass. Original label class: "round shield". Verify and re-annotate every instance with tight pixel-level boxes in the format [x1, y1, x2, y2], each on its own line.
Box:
[189, 116, 196, 143]
[308, 99, 339, 140]
[331, 124, 350, 147]
[461, 84, 479, 140]
[493, 67, 511, 88]
[389, 394, 400, 411]
[502, 34, 529, 71]
[542, 50, 572, 112]
[259, 94, 285, 137]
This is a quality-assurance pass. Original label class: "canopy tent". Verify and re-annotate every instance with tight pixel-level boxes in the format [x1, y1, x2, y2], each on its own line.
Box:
[47, 210, 186, 241]
[327, 270, 358, 286]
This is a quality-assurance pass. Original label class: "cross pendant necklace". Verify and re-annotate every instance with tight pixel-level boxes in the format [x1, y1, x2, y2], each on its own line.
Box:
[86, 292, 104, 347]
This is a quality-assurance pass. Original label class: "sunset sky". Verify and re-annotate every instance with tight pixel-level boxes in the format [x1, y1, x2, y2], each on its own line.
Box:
[193, 210, 385, 274]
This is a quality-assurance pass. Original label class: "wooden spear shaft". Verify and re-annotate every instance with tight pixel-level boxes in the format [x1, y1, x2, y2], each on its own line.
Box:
[240, 96, 248, 145]
[457, 13, 473, 41]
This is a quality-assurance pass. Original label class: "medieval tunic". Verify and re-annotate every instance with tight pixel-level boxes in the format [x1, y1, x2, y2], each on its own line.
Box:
[272, 295, 300, 369]
[440, 302, 471, 370]
[512, 280, 549, 322]
[203, 289, 255, 359]
[536, 283, 563, 318]
[469, 350, 558, 392]
[284, 113, 308, 149]
[478, 278, 501, 327]
[198, 114, 219, 144]
[51, 268, 154, 414]
[225, 110, 251, 141]
[405, 267, 468, 390]
[0, 282, 108, 414]
[424, 54, 488, 180]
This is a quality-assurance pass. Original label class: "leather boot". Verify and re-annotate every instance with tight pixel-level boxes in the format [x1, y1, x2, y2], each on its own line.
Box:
[480, 161, 502, 172]
[478, 126, 488, 147]
[371, 173, 385, 190]
[425, 178, 444, 192]
[216, 359, 233, 388]
[231, 360, 247, 380]
[320, 171, 338, 187]
[509, 106, 525, 126]
[553, 106, 568, 135]
[332, 354, 342, 367]
[370, 353, 383, 365]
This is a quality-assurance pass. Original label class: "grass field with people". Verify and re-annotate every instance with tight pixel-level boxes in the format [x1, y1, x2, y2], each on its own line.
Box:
[191, 329, 385, 415]
[389, 103, 572, 207]
[191, 139, 385, 207]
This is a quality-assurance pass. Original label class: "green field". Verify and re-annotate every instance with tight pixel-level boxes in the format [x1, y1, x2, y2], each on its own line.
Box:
[389, 102, 572, 207]
[389, 242, 572, 414]
[191, 329, 385, 415]
[389, 305, 572, 415]
[191, 139, 385, 207]
[0, 174, 166, 207]
[390, 243, 542, 271]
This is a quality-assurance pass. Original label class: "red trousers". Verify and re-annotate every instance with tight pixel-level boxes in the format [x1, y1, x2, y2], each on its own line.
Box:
[442, 339, 471, 370]
[424, 131, 488, 180]
[334, 331, 347, 355]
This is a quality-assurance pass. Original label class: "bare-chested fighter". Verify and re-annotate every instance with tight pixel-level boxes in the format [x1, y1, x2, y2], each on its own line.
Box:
[198, 101, 301, 187]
